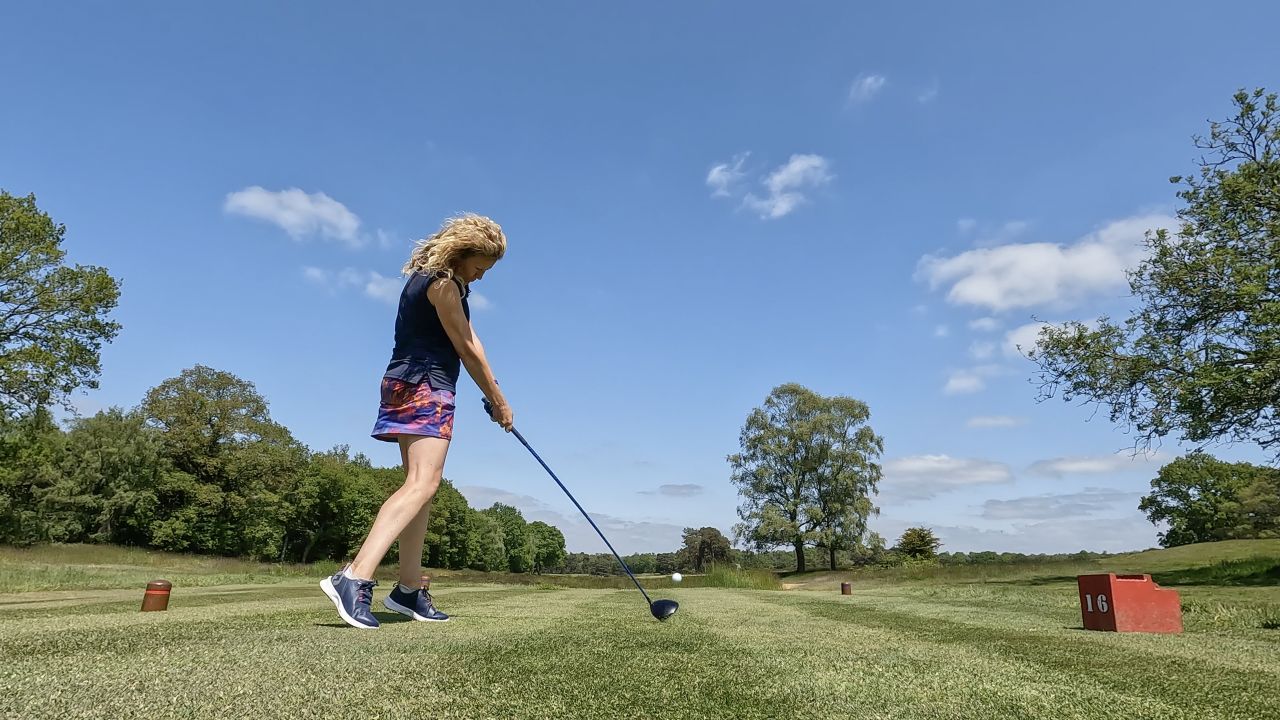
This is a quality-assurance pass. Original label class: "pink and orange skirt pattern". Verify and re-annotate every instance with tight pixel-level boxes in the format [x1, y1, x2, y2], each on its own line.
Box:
[371, 377, 456, 442]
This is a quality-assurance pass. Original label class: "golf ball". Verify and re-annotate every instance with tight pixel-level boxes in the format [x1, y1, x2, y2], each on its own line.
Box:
[671, 573, 682, 582]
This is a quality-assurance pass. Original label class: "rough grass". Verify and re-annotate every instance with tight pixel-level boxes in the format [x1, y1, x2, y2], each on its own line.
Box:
[0, 543, 778, 593]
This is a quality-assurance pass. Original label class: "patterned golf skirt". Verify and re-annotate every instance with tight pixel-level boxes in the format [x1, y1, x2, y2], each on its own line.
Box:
[370, 377, 456, 442]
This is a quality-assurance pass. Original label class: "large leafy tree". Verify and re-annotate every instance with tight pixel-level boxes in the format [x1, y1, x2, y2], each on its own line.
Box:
[1030, 89, 1280, 460]
[729, 383, 884, 573]
[139, 365, 305, 557]
[467, 510, 508, 571]
[47, 408, 170, 546]
[0, 191, 122, 417]
[1140, 452, 1280, 546]
[528, 520, 567, 574]
[895, 527, 941, 560]
[676, 526, 732, 572]
[486, 503, 535, 573]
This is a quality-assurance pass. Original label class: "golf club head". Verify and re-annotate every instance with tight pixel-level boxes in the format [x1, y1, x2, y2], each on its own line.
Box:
[650, 599, 679, 621]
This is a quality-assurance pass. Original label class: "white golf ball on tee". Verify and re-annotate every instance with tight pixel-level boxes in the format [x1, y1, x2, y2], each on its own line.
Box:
[671, 573, 682, 582]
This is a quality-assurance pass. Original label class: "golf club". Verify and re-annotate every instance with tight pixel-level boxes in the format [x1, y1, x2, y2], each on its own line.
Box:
[484, 399, 679, 621]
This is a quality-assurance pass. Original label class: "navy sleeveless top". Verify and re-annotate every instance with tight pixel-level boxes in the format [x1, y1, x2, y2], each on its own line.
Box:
[383, 272, 470, 392]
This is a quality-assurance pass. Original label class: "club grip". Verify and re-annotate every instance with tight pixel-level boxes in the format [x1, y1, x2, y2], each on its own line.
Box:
[483, 398, 494, 418]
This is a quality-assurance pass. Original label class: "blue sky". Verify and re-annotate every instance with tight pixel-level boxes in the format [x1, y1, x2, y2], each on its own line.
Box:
[4, 2, 1277, 555]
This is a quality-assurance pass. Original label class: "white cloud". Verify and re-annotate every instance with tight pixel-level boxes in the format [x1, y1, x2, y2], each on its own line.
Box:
[880, 455, 1014, 501]
[302, 266, 403, 304]
[363, 272, 403, 304]
[639, 484, 704, 497]
[1027, 451, 1166, 478]
[918, 516, 1158, 554]
[1003, 321, 1048, 358]
[944, 372, 985, 395]
[916, 213, 1176, 312]
[459, 485, 685, 554]
[706, 153, 749, 197]
[944, 364, 1003, 395]
[968, 341, 996, 360]
[934, 325, 950, 338]
[848, 73, 887, 103]
[968, 317, 1000, 332]
[469, 292, 493, 311]
[982, 487, 1140, 520]
[741, 154, 834, 219]
[225, 186, 364, 248]
[966, 415, 1027, 429]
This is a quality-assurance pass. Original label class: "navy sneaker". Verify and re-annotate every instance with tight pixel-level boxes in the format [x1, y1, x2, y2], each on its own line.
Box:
[320, 569, 380, 629]
[384, 584, 450, 622]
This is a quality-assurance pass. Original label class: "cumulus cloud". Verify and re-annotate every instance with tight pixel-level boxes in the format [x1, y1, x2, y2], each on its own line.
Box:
[969, 317, 1001, 332]
[1027, 451, 1166, 478]
[848, 73, 887, 103]
[302, 267, 403, 304]
[639, 484, 704, 497]
[225, 186, 364, 248]
[706, 153, 749, 197]
[459, 485, 685, 554]
[982, 487, 1140, 520]
[916, 214, 1176, 312]
[918, 517, 1157, 554]
[742, 154, 834, 219]
[969, 341, 996, 360]
[1003, 322, 1049, 358]
[711, 153, 834, 220]
[880, 455, 1014, 501]
[944, 365, 1004, 395]
[965, 415, 1027, 429]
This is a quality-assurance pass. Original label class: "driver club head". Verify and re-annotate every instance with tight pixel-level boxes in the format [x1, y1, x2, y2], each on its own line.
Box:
[650, 599, 679, 621]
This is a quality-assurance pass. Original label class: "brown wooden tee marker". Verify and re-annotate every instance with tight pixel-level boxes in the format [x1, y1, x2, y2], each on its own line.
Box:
[141, 580, 172, 612]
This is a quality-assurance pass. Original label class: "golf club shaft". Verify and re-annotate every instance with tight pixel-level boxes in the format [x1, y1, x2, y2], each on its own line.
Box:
[509, 427, 654, 605]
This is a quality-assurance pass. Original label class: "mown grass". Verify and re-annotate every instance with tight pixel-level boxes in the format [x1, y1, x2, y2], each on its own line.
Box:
[1, 575, 1277, 719]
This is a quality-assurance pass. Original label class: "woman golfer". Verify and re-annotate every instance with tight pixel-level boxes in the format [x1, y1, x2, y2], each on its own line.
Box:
[321, 213, 513, 629]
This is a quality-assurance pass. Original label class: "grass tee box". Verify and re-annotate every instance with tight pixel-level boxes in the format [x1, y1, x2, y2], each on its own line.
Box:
[1077, 573, 1183, 634]
[2, 542, 1279, 719]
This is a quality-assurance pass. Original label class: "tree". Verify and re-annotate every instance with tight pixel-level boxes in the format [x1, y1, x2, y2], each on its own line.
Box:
[139, 365, 305, 556]
[895, 527, 941, 560]
[486, 503, 535, 573]
[1029, 89, 1280, 460]
[654, 552, 678, 574]
[425, 478, 472, 569]
[0, 192, 122, 418]
[528, 521, 566, 574]
[467, 510, 507, 571]
[729, 383, 884, 572]
[676, 526, 732, 572]
[1139, 452, 1280, 546]
[50, 408, 168, 546]
[0, 407, 64, 544]
[140, 365, 294, 481]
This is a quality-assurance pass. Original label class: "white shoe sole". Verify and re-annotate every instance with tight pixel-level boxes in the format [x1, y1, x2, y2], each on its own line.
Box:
[320, 577, 379, 630]
[384, 595, 450, 622]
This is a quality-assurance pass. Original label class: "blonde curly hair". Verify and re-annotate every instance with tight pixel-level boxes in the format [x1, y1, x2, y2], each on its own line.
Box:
[402, 213, 507, 278]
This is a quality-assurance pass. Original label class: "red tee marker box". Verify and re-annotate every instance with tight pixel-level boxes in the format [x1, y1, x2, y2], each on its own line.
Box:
[1077, 573, 1183, 634]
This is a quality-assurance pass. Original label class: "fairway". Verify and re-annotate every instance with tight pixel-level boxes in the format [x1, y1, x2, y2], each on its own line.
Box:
[3, 575, 1277, 719]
